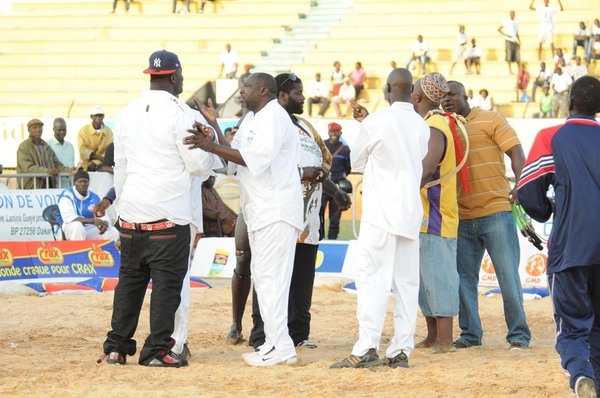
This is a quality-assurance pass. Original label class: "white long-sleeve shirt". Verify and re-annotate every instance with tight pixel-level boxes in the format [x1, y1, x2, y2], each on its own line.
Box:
[113, 89, 222, 225]
[351, 101, 429, 239]
[230, 99, 303, 233]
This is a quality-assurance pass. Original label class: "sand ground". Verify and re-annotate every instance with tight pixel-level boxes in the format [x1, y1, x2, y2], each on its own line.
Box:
[0, 280, 569, 398]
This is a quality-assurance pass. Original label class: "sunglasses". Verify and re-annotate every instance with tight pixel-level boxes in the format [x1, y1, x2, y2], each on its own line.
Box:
[280, 73, 298, 88]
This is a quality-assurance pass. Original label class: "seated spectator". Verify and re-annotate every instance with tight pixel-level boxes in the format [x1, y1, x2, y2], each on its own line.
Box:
[349, 61, 367, 98]
[201, 175, 237, 237]
[553, 48, 571, 68]
[569, 56, 588, 81]
[238, 64, 252, 86]
[331, 77, 356, 118]
[466, 38, 483, 75]
[407, 34, 431, 75]
[78, 106, 113, 172]
[100, 142, 114, 174]
[572, 21, 591, 58]
[516, 62, 531, 102]
[17, 118, 74, 189]
[531, 61, 551, 102]
[306, 72, 331, 117]
[588, 19, 600, 62]
[477, 89, 495, 111]
[467, 88, 479, 108]
[57, 168, 119, 241]
[537, 86, 553, 118]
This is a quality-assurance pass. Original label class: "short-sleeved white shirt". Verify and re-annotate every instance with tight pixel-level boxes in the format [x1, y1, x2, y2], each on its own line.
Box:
[351, 101, 429, 239]
[231, 99, 303, 233]
[502, 18, 519, 42]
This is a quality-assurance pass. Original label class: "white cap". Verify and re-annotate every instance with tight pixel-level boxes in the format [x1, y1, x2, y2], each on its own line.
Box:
[90, 106, 105, 116]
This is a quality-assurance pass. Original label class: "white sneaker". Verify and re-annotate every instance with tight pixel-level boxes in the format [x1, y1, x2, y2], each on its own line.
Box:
[574, 376, 597, 398]
[242, 347, 297, 367]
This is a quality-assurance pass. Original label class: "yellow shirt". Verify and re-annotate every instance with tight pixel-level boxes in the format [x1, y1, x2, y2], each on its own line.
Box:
[420, 114, 458, 238]
[77, 123, 113, 171]
[458, 108, 520, 219]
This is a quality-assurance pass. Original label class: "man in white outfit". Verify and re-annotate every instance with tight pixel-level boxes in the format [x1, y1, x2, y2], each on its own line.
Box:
[331, 68, 430, 369]
[184, 72, 303, 367]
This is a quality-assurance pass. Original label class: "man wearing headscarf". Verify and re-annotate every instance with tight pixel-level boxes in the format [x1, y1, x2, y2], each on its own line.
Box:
[410, 73, 460, 354]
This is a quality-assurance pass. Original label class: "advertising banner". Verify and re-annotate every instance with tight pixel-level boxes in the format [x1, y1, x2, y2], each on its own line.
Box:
[0, 240, 120, 284]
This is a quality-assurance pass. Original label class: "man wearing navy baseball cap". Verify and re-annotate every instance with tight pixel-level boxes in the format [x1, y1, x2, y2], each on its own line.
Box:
[101, 49, 222, 368]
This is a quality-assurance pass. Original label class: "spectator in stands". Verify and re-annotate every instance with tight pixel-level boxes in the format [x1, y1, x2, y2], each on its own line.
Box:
[407, 34, 431, 75]
[553, 48, 571, 68]
[516, 63, 531, 102]
[569, 56, 588, 81]
[223, 127, 234, 142]
[572, 21, 592, 58]
[200, 0, 214, 13]
[531, 61, 551, 102]
[465, 38, 483, 75]
[17, 118, 74, 189]
[594, 34, 600, 61]
[47, 117, 75, 187]
[449, 24, 469, 75]
[238, 64, 252, 86]
[331, 77, 356, 118]
[320, 122, 351, 240]
[551, 66, 573, 117]
[498, 10, 521, 74]
[349, 61, 367, 99]
[57, 168, 119, 241]
[477, 89, 495, 111]
[172, 0, 190, 13]
[588, 19, 600, 63]
[77, 106, 113, 172]
[219, 43, 238, 79]
[536, 86, 554, 118]
[111, 0, 131, 13]
[530, 0, 564, 60]
[330, 61, 345, 96]
[201, 175, 237, 237]
[306, 72, 331, 117]
[466, 88, 478, 108]
[100, 142, 114, 174]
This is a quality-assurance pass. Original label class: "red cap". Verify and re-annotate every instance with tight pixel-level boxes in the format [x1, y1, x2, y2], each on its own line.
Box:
[328, 122, 342, 132]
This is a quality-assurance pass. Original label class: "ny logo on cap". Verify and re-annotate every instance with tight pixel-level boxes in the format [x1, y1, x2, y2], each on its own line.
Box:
[153, 58, 162, 68]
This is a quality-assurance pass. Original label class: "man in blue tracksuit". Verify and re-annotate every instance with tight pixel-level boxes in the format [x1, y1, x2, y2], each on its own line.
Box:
[517, 75, 600, 398]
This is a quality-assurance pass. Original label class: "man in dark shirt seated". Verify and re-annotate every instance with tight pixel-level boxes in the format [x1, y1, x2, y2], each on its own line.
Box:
[202, 175, 237, 237]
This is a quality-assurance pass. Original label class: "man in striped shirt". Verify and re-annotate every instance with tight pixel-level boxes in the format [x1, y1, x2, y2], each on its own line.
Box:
[442, 81, 531, 351]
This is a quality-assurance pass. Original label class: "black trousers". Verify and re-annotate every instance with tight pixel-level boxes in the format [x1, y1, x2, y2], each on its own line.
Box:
[249, 243, 318, 347]
[103, 223, 190, 364]
[320, 192, 341, 239]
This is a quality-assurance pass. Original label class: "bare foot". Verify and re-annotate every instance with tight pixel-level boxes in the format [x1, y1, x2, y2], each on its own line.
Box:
[415, 338, 435, 349]
[430, 344, 457, 354]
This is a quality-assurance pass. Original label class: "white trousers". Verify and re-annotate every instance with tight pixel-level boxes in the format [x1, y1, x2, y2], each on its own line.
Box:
[171, 224, 196, 355]
[62, 221, 120, 242]
[351, 223, 420, 359]
[249, 221, 299, 360]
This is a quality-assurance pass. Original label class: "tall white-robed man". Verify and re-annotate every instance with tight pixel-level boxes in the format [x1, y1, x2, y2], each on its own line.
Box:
[184, 72, 303, 367]
[331, 68, 430, 369]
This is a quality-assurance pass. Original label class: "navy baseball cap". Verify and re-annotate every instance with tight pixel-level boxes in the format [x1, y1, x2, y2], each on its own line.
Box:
[143, 50, 181, 75]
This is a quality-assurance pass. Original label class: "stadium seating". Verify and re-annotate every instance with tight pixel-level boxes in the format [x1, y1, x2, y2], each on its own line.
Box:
[0, 0, 597, 119]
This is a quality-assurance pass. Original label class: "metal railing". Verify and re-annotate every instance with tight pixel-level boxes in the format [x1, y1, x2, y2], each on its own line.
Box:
[0, 173, 74, 190]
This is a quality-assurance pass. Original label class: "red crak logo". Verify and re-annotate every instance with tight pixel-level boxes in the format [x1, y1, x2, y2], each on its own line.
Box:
[37, 242, 64, 264]
[525, 253, 547, 277]
[0, 248, 14, 266]
[88, 244, 114, 267]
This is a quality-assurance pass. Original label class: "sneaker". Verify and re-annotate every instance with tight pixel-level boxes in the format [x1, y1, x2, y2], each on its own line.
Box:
[242, 347, 297, 367]
[574, 376, 597, 398]
[297, 339, 317, 349]
[180, 343, 192, 362]
[508, 342, 528, 350]
[105, 351, 126, 365]
[330, 348, 383, 369]
[144, 350, 188, 368]
[453, 340, 480, 349]
[386, 351, 409, 369]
